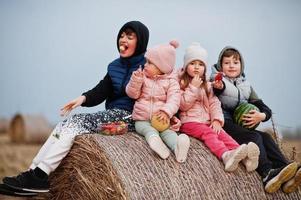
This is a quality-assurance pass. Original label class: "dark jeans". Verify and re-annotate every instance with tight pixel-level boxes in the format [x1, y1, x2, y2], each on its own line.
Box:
[223, 119, 288, 177]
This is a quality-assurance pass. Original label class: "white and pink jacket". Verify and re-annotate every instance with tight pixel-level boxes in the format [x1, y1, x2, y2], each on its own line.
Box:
[126, 72, 180, 121]
[179, 83, 224, 126]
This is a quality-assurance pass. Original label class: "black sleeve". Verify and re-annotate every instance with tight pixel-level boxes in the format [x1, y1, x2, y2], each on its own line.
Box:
[248, 86, 272, 122]
[81, 73, 113, 107]
[212, 80, 226, 96]
[249, 99, 272, 122]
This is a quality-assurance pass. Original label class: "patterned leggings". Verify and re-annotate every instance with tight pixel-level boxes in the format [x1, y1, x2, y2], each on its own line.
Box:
[52, 108, 134, 138]
[30, 108, 133, 175]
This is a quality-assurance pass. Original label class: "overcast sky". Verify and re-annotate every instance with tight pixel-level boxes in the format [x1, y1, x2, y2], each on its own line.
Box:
[1, 0, 300, 133]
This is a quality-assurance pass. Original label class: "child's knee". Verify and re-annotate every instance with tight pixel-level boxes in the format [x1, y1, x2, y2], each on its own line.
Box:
[57, 133, 77, 149]
[135, 121, 157, 135]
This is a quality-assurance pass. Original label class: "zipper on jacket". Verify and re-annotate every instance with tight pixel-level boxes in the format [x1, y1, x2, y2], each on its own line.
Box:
[234, 80, 241, 107]
[120, 62, 131, 95]
[149, 78, 156, 119]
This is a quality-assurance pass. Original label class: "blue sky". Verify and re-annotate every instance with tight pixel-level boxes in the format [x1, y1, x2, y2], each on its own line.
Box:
[0, 0, 300, 133]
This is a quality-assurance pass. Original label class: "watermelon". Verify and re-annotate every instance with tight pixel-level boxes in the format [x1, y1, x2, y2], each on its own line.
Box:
[233, 103, 260, 130]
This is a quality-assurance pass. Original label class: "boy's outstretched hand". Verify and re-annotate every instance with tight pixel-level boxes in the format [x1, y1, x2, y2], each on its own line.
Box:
[60, 95, 86, 116]
[212, 72, 224, 89]
[212, 80, 223, 89]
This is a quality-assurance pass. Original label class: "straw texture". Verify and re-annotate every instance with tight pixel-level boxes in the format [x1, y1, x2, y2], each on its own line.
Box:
[49, 133, 301, 200]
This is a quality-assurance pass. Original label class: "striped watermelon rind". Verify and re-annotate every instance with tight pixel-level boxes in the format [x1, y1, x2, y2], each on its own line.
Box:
[233, 103, 260, 130]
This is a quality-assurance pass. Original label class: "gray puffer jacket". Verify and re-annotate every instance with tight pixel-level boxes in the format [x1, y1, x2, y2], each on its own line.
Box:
[210, 46, 263, 120]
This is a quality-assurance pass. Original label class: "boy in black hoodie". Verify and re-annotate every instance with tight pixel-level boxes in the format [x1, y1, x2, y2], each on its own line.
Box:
[2, 21, 149, 194]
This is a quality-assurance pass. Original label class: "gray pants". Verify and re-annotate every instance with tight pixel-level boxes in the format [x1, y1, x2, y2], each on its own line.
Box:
[135, 121, 177, 151]
[30, 108, 133, 174]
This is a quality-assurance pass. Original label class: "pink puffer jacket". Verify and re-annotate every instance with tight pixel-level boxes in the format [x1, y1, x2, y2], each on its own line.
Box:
[126, 72, 180, 121]
[179, 83, 224, 126]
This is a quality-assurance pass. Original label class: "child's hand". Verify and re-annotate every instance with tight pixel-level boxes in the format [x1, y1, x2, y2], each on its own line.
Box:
[170, 116, 181, 131]
[154, 111, 169, 125]
[60, 95, 86, 117]
[132, 65, 144, 79]
[210, 120, 222, 134]
[212, 80, 223, 89]
[191, 74, 203, 88]
[212, 72, 224, 89]
[242, 110, 266, 128]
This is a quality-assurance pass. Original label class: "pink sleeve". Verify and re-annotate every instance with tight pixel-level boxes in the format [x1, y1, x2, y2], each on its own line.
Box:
[125, 74, 144, 99]
[208, 88, 224, 126]
[180, 84, 198, 111]
[160, 79, 181, 118]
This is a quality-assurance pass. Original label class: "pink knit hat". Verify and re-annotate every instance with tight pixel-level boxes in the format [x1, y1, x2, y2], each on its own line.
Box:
[145, 40, 179, 74]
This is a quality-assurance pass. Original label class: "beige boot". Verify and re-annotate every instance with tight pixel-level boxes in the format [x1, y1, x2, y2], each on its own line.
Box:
[264, 162, 298, 193]
[222, 144, 248, 172]
[147, 135, 170, 159]
[243, 142, 260, 172]
[282, 167, 301, 193]
[175, 134, 190, 163]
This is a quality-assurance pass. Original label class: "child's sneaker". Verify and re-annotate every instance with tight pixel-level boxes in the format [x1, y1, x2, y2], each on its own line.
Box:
[243, 142, 260, 172]
[3, 169, 49, 193]
[175, 134, 190, 163]
[222, 144, 248, 172]
[282, 166, 301, 193]
[147, 135, 170, 159]
[263, 162, 298, 193]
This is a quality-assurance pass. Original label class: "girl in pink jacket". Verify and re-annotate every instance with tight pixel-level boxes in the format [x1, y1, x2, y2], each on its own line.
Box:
[126, 41, 190, 163]
[179, 43, 258, 171]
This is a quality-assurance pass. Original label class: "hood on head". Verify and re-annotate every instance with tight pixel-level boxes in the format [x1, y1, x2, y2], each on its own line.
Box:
[215, 46, 245, 77]
[117, 21, 149, 57]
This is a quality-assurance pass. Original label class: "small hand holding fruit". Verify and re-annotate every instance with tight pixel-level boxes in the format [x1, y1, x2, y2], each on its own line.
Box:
[212, 72, 224, 89]
[215, 72, 223, 81]
[132, 66, 144, 79]
[151, 111, 170, 132]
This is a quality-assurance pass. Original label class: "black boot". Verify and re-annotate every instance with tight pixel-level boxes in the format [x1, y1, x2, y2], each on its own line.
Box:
[3, 169, 49, 193]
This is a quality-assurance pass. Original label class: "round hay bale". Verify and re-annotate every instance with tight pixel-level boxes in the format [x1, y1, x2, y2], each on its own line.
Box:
[9, 114, 52, 143]
[0, 118, 9, 133]
[49, 133, 301, 200]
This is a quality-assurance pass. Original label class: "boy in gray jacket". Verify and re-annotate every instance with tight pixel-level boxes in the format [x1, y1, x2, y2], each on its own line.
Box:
[211, 46, 300, 194]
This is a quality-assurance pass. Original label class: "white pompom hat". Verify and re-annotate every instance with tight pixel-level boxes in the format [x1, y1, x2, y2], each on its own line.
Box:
[183, 42, 208, 68]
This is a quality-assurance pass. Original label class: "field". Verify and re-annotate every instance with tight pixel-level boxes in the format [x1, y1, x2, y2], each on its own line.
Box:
[0, 133, 41, 181]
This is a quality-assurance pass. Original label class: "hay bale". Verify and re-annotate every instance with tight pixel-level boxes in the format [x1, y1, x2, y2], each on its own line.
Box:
[9, 114, 52, 143]
[0, 118, 9, 133]
[49, 133, 301, 200]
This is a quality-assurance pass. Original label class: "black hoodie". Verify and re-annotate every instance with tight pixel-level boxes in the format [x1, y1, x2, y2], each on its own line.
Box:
[82, 21, 149, 107]
[116, 21, 149, 57]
